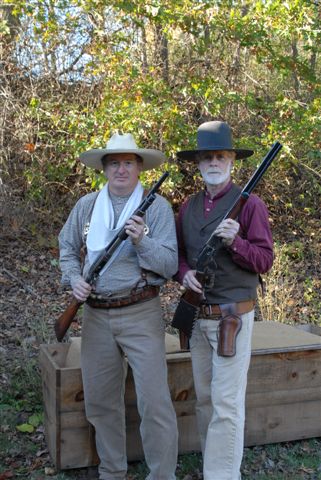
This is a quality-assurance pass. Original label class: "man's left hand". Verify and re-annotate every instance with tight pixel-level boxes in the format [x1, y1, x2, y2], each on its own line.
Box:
[125, 215, 146, 245]
[214, 218, 239, 246]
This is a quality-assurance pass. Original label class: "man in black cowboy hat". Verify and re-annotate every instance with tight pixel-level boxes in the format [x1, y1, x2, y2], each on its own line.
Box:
[175, 121, 273, 480]
[59, 132, 178, 480]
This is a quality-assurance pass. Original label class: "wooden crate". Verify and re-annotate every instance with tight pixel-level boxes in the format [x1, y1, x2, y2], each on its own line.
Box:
[245, 322, 321, 446]
[39, 333, 194, 470]
[39, 322, 321, 470]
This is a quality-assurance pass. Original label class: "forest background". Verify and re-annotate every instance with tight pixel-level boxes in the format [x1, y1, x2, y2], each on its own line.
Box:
[0, 0, 321, 479]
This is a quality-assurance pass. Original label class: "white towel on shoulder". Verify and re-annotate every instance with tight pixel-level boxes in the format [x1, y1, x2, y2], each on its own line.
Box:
[86, 181, 144, 274]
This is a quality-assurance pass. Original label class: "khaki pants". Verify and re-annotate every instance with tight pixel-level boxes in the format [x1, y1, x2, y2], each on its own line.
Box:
[81, 297, 178, 480]
[190, 310, 254, 480]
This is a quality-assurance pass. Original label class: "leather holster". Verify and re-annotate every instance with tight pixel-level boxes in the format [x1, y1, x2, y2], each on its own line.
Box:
[217, 303, 242, 357]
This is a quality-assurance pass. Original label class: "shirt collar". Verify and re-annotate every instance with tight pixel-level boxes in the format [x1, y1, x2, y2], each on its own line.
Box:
[204, 180, 233, 201]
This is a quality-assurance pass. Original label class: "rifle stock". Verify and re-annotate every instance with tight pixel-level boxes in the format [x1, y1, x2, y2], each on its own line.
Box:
[172, 142, 283, 346]
[55, 172, 169, 342]
[55, 297, 82, 342]
[180, 272, 205, 310]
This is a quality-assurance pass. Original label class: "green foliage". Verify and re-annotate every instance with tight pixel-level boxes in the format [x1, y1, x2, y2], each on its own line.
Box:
[0, 360, 44, 471]
[0, 359, 42, 411]
[4, 0, 319, 194]
[1, 0, 320, 324]
[16, 412, 43, 433]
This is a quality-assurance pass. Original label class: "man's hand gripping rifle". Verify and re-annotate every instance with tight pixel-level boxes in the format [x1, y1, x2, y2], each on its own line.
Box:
[171, 142, 283, 351]
[55, 171, 169, 342]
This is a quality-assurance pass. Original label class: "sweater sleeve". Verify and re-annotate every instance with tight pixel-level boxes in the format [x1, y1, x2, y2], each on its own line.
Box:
[174, 199, 191, 285]
[58, 194, 96, 288]
[135, 194, 178, 279]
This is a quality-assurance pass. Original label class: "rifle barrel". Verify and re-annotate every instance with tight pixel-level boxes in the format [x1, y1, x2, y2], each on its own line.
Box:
[243, 141, 282, 194]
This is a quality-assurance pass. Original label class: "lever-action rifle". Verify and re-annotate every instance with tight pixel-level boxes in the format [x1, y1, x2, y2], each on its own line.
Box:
[171, 142, 283, 348]
[55, 171, 169, 342]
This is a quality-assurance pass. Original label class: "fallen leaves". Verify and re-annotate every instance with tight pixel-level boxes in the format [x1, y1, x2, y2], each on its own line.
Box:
[0, 472, 14, 480]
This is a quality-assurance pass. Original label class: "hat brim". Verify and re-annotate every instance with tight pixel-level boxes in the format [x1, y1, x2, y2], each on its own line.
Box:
[177, 147, 254, 161]
[79, 148, 166, 171]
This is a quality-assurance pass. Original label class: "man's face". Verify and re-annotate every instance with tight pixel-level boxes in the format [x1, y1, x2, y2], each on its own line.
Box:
[104, 153, 143, 195]
[198, 150, 234, 187]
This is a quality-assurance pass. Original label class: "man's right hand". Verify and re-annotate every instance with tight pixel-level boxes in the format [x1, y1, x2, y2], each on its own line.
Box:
[182, 270, 203, 294]
[73, 278, 92, 302]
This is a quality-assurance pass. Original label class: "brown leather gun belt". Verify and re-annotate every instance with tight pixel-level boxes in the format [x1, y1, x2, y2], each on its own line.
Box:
[199, 299, 255, 319]
[86, 285, 160, 309]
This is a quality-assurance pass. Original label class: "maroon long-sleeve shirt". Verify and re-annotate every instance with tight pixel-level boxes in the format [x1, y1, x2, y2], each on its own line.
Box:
[176, 181, 274, 285]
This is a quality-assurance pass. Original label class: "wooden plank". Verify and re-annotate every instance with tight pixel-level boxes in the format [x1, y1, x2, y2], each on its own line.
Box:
[177, 415, 199, 453]
[247, 350, 321, 393]
[252, 321, 321, 354]
[245, 399, 321, 446]
[39, 346, 60, 468]
[60, 425, 98, 469]
[173, 399, 196, 417]
[168, 361, 195, 402]
[295, 324, 321, 336]
[65, 337, 81, 367]
[246, 387, 321, 408]
[59, 368, 84, 412]
[44, 343, 69, 368]
[60, 411, 89, 429]
[126, 425, 143, 461]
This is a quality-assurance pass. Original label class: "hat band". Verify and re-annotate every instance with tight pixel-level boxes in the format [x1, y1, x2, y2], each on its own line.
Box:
[197, 144, 234, 150]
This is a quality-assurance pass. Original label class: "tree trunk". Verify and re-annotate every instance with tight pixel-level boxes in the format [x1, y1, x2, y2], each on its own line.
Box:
[155, 24, 169, 83]
[0, 3, 21, 61]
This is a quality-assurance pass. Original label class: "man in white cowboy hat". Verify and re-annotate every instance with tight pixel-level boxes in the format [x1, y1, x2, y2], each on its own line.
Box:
[175, 121, 273, 480]
[58, 132, 178, 480]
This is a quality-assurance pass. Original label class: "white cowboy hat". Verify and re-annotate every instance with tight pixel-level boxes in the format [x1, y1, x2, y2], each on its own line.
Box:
[79, 133, 166, 171]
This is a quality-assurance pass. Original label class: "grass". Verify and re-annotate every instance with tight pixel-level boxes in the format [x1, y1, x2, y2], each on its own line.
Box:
[242, 441, 321, 479]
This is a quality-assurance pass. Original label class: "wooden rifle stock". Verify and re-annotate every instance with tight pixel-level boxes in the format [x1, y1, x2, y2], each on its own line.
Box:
[177, 272, 205, 350]
[179, 272, 205, 309]
[172, 141, 283, 347]
[55, 172, 169, 342]
[55, 297, 82, 342]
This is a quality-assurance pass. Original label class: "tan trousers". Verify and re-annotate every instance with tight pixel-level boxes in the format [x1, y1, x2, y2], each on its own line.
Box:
[190, 310, 254, 480]
[81, 297, 178, 480]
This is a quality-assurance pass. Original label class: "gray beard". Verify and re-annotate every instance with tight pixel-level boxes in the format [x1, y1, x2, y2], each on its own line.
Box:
[200, 169, 231, 186]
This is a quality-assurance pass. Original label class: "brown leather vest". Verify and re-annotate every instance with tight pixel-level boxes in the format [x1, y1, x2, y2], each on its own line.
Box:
[182, 185, 259, 304]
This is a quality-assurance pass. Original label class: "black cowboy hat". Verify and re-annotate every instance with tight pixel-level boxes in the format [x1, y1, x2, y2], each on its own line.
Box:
[177, 121, 254, 161]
